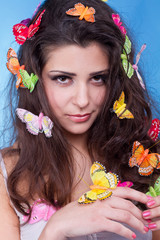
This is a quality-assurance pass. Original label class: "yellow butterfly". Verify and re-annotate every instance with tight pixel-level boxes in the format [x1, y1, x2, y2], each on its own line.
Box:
[78, 162, 118, 204]
[113, 91, 134, 119]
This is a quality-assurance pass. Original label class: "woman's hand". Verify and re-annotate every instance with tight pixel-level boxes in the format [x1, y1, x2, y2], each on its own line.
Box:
[39, 187, 149, 240]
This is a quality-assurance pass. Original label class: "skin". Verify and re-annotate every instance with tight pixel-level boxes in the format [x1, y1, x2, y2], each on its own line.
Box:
[42, 43, 108, 137]
[0, 43, 160, 239]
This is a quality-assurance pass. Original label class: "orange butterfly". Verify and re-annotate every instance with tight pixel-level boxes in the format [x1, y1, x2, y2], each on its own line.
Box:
[6, 48, 25, 89]
[66, 3, 95, 23]
[129, 141, 160, 176]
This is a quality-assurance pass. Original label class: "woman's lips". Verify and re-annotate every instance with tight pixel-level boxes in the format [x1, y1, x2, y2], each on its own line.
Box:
[67, 113, 92, 123]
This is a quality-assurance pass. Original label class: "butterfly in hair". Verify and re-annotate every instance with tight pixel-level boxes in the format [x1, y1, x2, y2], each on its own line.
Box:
[13, 9, 45, 45]
[78, 162, 118, 204]
[66, 3, 95, 23]
[19, 69, 38, 93]
[113, 91, 134, 119]
[148, 118, 160, 141]
[16, 108, 53, 138]
[6, 48, 25, 89]
[129, 141, 160, 176]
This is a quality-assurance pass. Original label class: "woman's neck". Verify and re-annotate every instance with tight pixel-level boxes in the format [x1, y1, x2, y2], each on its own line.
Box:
[63, 131, 88, 154]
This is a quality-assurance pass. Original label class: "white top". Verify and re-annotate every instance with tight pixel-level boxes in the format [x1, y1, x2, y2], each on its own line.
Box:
[0, 153, 152, 240]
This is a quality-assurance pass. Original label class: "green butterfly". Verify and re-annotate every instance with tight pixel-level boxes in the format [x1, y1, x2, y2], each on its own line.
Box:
[146, 176, 160, 197]
[19, 69, 38, 93]
[121, 35, 134, 79]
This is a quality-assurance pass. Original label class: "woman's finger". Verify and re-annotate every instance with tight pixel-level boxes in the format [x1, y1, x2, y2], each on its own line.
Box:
[113, 187, 148, 204]
[107, 196, 147, 224]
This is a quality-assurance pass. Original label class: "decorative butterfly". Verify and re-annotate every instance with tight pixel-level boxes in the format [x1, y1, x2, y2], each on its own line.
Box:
[13, 9, 45, 45]
[16, 108, 53, 138]
[78, 162, 118, 204]
[148, 118, 160, 142]
[20, 2, 42, 27]
[112, 14, 126, 35]
[117, 180, 133, 188]
[6, 48, 25, 89]
[121, 35, 134, 78]
[22, 199, 57, 224]
[19, 69, 38, 93]
[129, 141, 160, 176]
[146, 176, 160, 197]
[113, 91, 134, 119]
[66, 3, 95, 23]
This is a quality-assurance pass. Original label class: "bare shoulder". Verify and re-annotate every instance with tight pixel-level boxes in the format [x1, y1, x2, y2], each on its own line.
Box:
[152, 230, 160, 240]
[1, 142, 19, 174]
[0, 143, 20, 239]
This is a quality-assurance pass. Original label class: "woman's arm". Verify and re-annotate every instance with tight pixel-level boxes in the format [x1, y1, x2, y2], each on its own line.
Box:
[39, 187, 149, 240]
[152, 230, 160, 240]
[0, 170, 20, 239]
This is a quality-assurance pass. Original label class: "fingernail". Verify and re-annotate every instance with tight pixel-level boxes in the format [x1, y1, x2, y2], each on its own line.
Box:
[142, 211, 151, 218]
[146, 195, 152, 200]
[132, 233, 136, 239]
[148, 223, 157, 230]
[144, 226, 149, 232]
[147, 200, 156, 207]
[146, 219, 151, 223]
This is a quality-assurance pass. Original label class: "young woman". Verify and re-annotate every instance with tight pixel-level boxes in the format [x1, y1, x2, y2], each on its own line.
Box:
[1, 0, 160, 239]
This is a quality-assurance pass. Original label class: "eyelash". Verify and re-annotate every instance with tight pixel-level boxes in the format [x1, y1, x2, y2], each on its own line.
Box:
[50, 74, 108, 85]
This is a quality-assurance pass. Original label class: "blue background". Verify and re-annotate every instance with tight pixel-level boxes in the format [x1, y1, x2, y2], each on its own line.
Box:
[0, 0, 160, 147]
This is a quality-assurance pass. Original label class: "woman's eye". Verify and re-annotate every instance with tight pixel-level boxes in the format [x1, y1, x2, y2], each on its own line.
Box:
[91, 75, 106, 84]
[51, 75, 72, 84]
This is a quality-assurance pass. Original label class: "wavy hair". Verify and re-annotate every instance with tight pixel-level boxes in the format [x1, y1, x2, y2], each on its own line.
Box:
[4, 0, 160, 217]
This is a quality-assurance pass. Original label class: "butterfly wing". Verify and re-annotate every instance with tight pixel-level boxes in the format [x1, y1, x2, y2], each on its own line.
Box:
[137, 153, 160, 176]
[112, 14, 120, 25]
[84, 7, 95, 22]
[154, 176, 160, 196]
[113, 91, 134, 119]
[138, 158, 154, 176]
[28, 9, 46, 39]
[122, 59, 134, 79]
[41, 116, 53, 138]
[16, 108, 39, 135]
[129, 141, 144, 167]
[124, 35, 132, 55]
[113, 91, 125, 114]
[148, 118, 160, 141]
[20, 70, 38, 92]
[6, 48, 25, 88]
[90, 162, 117, 200]
[13, 24, 28, 45]
[78, 190, 98, 204]
[119, 109, 134, 119]
[117, 181, 133, 188]
[6, 48, 20, 75]
[66, 3, 85, 17]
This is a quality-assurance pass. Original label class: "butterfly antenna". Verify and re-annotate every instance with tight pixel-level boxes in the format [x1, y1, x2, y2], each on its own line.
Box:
[78, 175, 90, 188]
[148, 139, 160, 150]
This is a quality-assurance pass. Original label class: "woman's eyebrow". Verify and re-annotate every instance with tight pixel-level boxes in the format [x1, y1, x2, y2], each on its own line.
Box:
[49, 69, 109, 76]
[49, 70, 76, 76]
[89, 69, 109, 76]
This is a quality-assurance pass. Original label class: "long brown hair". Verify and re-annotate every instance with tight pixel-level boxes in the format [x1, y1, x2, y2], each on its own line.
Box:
[3, 0, 160, 217]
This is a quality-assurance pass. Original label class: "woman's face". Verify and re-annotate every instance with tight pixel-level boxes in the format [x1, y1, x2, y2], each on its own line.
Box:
[42, 43, 109, 135]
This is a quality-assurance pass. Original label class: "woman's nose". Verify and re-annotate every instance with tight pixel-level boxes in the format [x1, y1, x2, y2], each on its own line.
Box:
[72, 82, 89, 109]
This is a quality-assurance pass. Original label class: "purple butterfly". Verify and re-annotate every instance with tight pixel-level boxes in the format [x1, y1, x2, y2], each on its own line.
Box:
[16, 108, 53, 137]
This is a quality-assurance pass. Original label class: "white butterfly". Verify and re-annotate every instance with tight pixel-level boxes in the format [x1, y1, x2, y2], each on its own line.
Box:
[16, 108, 53, 137]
